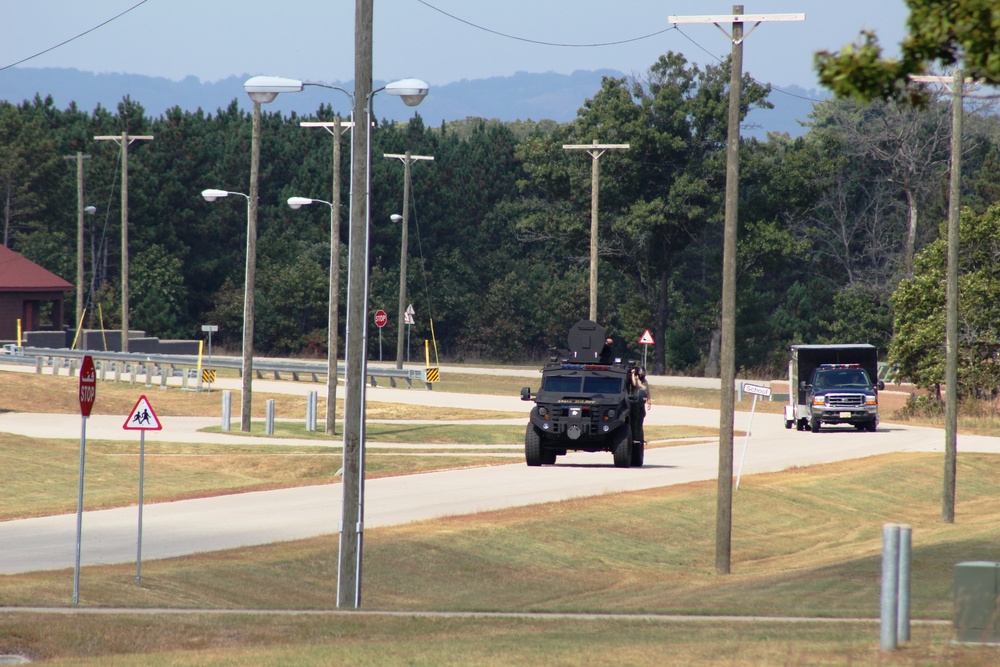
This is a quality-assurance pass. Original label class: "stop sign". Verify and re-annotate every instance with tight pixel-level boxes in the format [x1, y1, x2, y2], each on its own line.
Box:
[374, 310, 388, 328]
[79, 355, 96, 417]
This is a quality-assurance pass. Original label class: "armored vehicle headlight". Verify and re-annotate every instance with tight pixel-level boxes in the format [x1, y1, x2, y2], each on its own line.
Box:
[537, 406, 548, 418]
[606, 408, 617, 420]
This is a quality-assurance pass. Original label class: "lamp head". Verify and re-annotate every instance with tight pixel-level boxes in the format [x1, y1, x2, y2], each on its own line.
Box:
[83, 205, 97, 214]
[201, 189, 229, 202]
[385, 78, 429, 107]
[288, 197, 314, 210]
[390, 214, 403, 223]
[244, 76, 304, 104]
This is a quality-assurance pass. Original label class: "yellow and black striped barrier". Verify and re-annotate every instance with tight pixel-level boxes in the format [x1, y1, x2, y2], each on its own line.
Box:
[202, 369, 216, 384]
[425, 367, 440, 383]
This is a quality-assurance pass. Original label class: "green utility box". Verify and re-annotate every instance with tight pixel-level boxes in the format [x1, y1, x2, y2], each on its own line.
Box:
[954, 561, 1000, 644]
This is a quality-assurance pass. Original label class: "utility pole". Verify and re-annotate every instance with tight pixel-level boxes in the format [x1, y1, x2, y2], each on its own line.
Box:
[94, 132, 153, 353]
[302, 119, 355, 435]
[562, 140, 629, 321]
[668, 6, 803, 575]
[912, 72, 969, 523]
[63, 152, 91, 330]
[384, 151, 433, 369]
[340, 0, 373, 610]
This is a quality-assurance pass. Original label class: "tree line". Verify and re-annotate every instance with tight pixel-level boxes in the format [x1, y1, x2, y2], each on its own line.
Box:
[2, 51, 999, 399]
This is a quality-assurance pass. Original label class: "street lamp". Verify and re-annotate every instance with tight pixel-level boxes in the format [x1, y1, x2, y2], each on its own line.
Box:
[259, 71, 429, 607]
[342, 76, 429, 608]
[199, 76, 305, 433]
[288, 195, 340, 434]
[200, 188, 254, 430]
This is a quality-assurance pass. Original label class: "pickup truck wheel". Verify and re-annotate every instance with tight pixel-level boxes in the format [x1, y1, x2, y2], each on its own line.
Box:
[865, 418, 878, 432]
[612, 425, 632, 468]
[810, 416, 821, 433]
[525, 424, 544, 466]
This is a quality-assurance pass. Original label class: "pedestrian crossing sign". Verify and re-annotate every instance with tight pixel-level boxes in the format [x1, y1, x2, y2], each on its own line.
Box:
[123, 395, 163, 431]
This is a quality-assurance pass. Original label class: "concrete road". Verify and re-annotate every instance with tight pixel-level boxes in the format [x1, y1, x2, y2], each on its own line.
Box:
[1, 372, 998, 575]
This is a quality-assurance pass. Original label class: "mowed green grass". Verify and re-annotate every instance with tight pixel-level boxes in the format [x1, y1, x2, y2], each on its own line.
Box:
[3, 368, 1000, 664]
[3, 453, 1000, 665]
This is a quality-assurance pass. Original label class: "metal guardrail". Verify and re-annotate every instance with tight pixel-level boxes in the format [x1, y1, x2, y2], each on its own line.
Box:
[3, 346, 435, 390]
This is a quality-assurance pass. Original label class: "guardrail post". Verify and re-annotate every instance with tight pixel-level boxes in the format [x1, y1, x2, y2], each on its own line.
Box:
[266, 399, 275, 435]
[221, 390, 232, 432]
[35, 356, 42, 374]
[160, 365, 168, 389]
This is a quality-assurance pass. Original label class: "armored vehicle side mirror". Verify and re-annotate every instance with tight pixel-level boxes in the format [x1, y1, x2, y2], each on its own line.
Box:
[521, 387, 532, 401]
[877, 380, 885, 391]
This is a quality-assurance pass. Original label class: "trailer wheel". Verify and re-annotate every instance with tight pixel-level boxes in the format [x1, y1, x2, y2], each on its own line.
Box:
[796, 419, 805, 432]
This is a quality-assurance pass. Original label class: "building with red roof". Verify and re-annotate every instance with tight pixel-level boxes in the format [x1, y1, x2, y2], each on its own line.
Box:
[0, 245, 72, 342]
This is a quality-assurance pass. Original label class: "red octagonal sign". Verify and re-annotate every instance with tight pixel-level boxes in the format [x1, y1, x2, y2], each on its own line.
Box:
[79, 355, 96, 418]
[374, 310, 388, 328]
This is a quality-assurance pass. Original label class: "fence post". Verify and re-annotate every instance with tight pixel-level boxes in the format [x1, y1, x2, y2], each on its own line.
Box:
[266, 399, 275, 435]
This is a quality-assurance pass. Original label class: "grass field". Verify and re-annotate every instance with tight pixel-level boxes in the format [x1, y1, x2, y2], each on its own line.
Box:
[3, 368, 1000, 664]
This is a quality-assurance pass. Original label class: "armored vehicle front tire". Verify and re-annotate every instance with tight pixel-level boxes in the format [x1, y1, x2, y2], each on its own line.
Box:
[525, 424, 544, 466]
[612, 425, 632, 468]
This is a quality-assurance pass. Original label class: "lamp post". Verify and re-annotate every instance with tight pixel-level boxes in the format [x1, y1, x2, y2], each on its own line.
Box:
[200, 188, 254, 431]
[288, 196, 340, 433]
[341, 73, 428, 608]
[199, 77, 302, 433]
[248, 66, 428, 607]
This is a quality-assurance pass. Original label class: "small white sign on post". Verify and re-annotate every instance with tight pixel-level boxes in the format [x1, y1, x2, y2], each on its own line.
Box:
[736, 383, 771, 489]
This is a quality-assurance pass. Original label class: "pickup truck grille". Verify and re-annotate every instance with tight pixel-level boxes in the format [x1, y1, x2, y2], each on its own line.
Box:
[826, 393, 864, 408]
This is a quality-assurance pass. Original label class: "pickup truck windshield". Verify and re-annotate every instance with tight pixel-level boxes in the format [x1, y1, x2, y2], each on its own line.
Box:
[814, 370, 871, 388]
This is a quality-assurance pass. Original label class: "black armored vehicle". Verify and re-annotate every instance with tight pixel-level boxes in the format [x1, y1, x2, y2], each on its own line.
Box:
[520, 320, 645, 468]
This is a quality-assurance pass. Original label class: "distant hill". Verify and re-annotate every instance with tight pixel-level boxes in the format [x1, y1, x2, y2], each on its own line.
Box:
[0, 67, 824, 137]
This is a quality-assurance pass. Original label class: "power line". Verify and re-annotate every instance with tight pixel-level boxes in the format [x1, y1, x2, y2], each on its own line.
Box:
[416, 0, 674, 47]
[0, 0, 152, 72]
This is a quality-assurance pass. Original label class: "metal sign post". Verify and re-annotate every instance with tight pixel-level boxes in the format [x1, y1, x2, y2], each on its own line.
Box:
[736, 382, 771, 489]
[74, 355, 96, 604]
[201, 324, 218, 391]
[638, 329, 655, 369]
[374, 310, 387, 361]
[123, 395, 163, 585]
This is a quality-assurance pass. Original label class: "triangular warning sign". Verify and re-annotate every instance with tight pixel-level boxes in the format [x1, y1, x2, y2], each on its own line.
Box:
[639, 329, 655, 345]
[123, 395, 163, 431]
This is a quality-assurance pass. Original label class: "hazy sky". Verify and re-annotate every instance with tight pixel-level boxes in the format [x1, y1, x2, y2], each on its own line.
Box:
[2, 1, 909, 90]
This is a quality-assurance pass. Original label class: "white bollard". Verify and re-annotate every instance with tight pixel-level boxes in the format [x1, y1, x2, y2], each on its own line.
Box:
[266, 399, 275, 435]
[221, 390, 232, 432]
[897, 524, 912, 642]
[881, 523, 901, 651]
